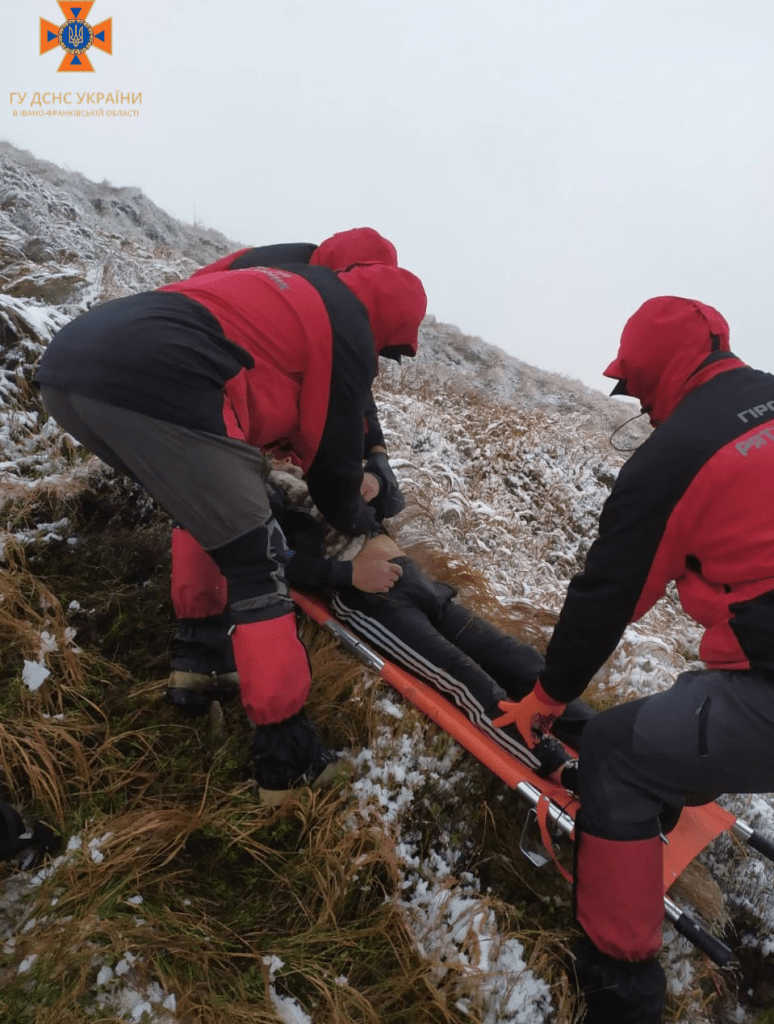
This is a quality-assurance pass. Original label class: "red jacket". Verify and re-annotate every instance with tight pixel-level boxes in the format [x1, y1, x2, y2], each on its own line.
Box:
[541, 296, 774, 702]
[188, 228, 404, 453]
[36, 261, 426, 536]
[160, 262, 426, 533]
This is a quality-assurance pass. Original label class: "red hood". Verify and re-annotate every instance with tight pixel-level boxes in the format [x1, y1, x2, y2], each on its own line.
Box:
[310, 227, 398, 270]
[603, 296, 740, 425]
[338, 263, 426, 361]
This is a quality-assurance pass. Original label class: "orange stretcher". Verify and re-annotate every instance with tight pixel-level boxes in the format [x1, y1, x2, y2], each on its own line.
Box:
[292, 589, 774, 966]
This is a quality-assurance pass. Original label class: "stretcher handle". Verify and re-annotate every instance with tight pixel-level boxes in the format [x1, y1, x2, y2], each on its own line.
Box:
[324, 620, 385, 671]
[664, 897, 733, 967]
[733, 820, 774, 864]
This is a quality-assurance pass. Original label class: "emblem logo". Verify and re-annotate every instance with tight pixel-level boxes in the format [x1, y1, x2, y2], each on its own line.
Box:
[40, 2, 112, 72]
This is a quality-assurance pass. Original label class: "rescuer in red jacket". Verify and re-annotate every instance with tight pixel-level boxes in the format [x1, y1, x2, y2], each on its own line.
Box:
[165, 229, 409, 713]
[35, 258, 427, 803]
[191, 229, 405, 514]
[500, 296, 774, 1022]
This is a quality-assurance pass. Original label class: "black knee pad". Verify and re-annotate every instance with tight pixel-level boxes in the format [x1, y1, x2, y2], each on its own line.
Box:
[209, 521, 290, 611]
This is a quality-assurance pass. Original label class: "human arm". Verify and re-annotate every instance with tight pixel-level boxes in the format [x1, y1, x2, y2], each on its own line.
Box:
[493, 684, 567, 749]
[271, 477, 403, 594]
[363, 391, 386, 455]
[538, 433, 690, 705]
[283, 551, 352, 591]
[362, 448, 406, 520]
[229, 243, 317, 269]
[360, 392, 406, 518]
[190, 248, 252, 277]
[284, 534, 402, 594]
[295, 270, 380, 536]
[350, 534, 404, 591]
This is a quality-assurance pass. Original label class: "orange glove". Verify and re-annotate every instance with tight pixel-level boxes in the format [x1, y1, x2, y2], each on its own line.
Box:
[492, 682, 567, 749]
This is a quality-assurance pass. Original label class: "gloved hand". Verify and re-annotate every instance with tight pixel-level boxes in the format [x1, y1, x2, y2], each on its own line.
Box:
[492, 682, 567, 749]
[363, 451, 406, 520]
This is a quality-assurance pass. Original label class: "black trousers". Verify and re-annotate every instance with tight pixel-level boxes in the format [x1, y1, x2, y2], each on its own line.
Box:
[578, 666, 774, 835]
[332, 558, 593, 753]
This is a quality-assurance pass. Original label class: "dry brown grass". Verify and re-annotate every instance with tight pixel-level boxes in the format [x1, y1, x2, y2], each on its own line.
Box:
[0, 535, 538, 1024]
[403, 540, 558, 651]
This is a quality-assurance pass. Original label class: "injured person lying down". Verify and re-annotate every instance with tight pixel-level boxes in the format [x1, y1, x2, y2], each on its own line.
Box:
[268, 465, 591, 785]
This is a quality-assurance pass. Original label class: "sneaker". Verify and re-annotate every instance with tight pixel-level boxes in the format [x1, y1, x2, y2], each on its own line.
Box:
[535, 738, 580, 793]
[492, 711, 574, 781]
[166, 669, 240, 711]
[489, 700, 575, 780]
[532, 734, 572, 779]
[250, 710, 351, 806]
[557, 757, 579, 794]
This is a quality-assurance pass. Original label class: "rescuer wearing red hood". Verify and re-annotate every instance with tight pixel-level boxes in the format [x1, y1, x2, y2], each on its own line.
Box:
[162, 228, 411, 714]
[502, 297, 774, 1022]
[35, 254, 427, 802]
[190, 227, 404, 503]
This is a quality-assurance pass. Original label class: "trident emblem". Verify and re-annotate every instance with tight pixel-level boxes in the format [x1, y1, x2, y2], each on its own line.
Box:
[66, 22, 84, 48]
[40, 1, 112, 73]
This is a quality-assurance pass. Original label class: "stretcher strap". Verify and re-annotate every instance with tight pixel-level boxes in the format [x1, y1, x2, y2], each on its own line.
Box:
[535, 794, 573, 883]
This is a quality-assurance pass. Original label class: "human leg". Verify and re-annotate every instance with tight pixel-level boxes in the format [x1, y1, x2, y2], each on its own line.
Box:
[435, 599, 543, 693]
[572, 669, 774, 1022]
[332, 576, 568, 776]
[167, 528, 237, 709]
[572, 697, 672, 1023]
[206, 524, 345, 799]
[40, 392, 335, 796]
[436, 600, 595, 749]
[40, 386, 133, 475]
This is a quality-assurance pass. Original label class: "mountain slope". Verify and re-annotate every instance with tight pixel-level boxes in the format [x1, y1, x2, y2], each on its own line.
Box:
[0, 140, 772, 1024]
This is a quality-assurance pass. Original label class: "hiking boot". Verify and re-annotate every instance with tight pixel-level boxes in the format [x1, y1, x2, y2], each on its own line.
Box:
[166, 614, 239, 711]
[250, 710, 351, 806]
[166, 669, 240, 711]
[258, 750, 352, 807]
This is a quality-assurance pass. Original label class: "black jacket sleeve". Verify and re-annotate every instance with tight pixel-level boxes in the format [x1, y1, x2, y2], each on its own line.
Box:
[363, 391, 386, 455]
[279, 265, 379, 536]
[268, 484, 356, 591]
[539, 376, 744, 704]
[284, 552, 353, 591]
[539, 436, 682, 705]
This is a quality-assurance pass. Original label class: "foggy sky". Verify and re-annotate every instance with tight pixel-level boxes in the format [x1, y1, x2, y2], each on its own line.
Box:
[5, 0, 774, 393]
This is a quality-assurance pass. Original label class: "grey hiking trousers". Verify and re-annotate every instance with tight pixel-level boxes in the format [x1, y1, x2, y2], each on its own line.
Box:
[40, 386, 272, 550]
[578, 667, 774, 837]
